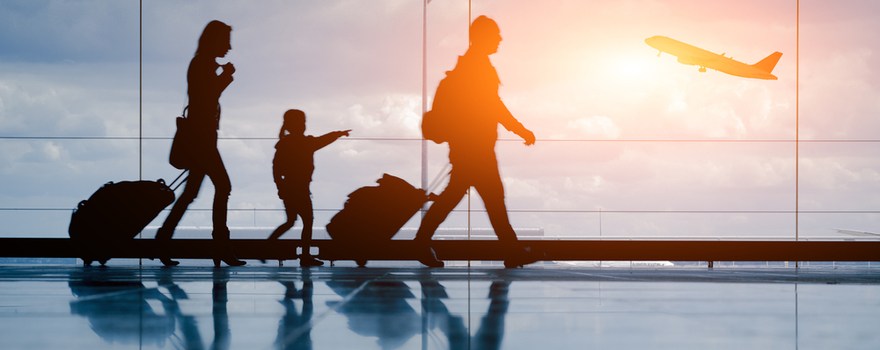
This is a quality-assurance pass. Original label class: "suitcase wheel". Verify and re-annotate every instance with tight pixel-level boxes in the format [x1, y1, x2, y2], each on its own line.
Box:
[82, 259, 93, 267]
[356, 259, 367, 268]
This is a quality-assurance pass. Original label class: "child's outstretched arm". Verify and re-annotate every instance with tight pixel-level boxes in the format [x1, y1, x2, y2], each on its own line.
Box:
[313, 129, 351, 150]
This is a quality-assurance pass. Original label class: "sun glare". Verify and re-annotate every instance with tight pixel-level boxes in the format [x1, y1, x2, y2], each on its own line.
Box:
[594, 51, 661, 88]
[613, 56, 649, 79]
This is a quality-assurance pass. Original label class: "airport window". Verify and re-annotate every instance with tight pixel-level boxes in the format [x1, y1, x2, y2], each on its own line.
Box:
[0, 1, 878, 265]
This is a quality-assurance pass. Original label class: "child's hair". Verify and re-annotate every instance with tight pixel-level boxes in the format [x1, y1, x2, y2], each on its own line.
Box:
[280, 109, 306, 138]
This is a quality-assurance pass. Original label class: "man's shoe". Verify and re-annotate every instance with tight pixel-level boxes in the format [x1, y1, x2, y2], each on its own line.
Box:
[504, 246, 544, 268]
[213, 257, 246, 267]
[418, 247, 444, 268]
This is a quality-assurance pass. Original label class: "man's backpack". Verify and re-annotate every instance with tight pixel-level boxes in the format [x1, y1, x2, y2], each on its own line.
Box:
[422, 69, 461, 144]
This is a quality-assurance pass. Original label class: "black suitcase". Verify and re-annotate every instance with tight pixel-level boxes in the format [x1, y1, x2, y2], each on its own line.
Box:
[326, 174, 430, 266]
[68, 172, 186, 266]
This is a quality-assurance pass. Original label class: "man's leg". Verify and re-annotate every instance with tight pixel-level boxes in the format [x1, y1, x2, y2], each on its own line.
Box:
[474, 166, 542, 268]
[415, 174, 469, 242]
[473, 167, 517, 243]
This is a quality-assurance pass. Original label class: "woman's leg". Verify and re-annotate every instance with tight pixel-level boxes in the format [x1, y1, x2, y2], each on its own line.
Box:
[204, 149, 244, 266]
[156, 171, 206, 266]
[157, 171, 205, 240]
[204, 150, 231, 235]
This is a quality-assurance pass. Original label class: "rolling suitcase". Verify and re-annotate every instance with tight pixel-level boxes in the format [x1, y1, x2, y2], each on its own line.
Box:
[326, 173, 434, 266]
[68, 171, 187, 266]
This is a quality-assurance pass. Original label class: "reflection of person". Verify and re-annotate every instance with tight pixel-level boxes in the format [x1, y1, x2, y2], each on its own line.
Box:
[274, 271, 315, 350]
[325, 270, 511, 350]
[169, 269, 233, 350]
[268, 109, 350, 267]
[472, 281, 511, 350]
[69, 268, 236, 349]
[416, 15, 539, 268]
[211, 269, 232, 350]
[420, 279, 511, 350]
[68, 269, 193, 347]
[157, 20, 245, 267]
[326, 274, 421, 349]
[68, 275, 177, 347]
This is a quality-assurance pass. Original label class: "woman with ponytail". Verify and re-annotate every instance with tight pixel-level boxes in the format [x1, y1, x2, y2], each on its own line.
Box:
[156, 20, 245, 267]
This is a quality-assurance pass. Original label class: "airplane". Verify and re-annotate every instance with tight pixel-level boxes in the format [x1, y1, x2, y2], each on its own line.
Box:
[645, 35, 782, 80]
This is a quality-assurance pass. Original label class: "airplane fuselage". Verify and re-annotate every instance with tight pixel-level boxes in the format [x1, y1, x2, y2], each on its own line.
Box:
[645, 35, 780, 80]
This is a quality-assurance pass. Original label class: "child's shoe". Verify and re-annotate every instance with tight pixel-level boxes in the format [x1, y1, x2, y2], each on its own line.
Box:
[300, 255, 324, 267]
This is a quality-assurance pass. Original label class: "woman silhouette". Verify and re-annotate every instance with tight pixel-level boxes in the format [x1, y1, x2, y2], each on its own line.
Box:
[156, 20, 245, 267]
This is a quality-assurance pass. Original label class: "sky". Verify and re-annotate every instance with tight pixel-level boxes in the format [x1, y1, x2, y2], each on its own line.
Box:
[1, 0, 879, 239]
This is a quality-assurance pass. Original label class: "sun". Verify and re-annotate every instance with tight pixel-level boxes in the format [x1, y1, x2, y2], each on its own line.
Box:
[591, 51, 661, 89]
[613, 57, 649, 78]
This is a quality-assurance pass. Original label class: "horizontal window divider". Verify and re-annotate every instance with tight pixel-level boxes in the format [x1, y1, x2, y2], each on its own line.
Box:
[0, 238, 877, 262]
[4, 136, 880, 143]
[3, 207, 879, 214]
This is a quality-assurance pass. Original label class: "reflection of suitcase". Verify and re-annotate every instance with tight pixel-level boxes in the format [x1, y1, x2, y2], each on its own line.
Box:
[68, 172, 186, 266]
[326, 174, 429, 266]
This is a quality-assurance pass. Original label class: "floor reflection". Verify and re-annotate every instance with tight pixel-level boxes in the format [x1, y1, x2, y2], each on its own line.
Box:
[324, 269, 512, 350]
[276, 270, 315, 350]
[68, 270, 177, 347]
[326, 273, 421, 349]
[42, 266, 880, 349]
[68, 268, 236, 349]
[66, 268, 515, 349]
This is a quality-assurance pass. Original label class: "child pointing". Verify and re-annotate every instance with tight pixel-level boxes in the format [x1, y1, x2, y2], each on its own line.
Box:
[268, 109, 350, 267]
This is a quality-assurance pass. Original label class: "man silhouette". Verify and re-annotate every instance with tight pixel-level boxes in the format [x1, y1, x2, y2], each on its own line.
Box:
[416, 16, 538, 268]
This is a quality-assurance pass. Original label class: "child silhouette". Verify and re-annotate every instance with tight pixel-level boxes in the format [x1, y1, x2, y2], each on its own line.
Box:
[269, 109, 350, 267]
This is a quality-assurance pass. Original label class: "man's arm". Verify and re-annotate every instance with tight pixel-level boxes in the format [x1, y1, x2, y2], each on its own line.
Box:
[498, 103, 535, 145]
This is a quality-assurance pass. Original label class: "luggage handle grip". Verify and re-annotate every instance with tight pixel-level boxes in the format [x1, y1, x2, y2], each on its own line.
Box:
[169, 170, 189, 191]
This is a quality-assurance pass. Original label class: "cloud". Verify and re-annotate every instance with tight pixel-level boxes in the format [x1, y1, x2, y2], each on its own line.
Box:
[0, 62, 139, 137]
[0, 1, 139, 63]
[566, 115, 622, 139]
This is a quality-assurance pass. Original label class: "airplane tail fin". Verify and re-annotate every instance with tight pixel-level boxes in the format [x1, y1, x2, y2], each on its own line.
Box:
[753, 52, 782, 73]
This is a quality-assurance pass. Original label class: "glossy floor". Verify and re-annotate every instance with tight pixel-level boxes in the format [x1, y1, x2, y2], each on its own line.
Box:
[0, 263, 878, 349]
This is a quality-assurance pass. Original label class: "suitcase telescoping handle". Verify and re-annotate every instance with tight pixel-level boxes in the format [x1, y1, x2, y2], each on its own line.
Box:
[169, 169, 189, 192]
